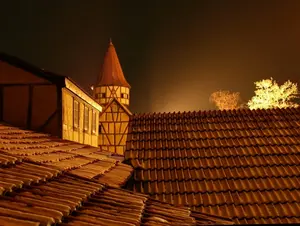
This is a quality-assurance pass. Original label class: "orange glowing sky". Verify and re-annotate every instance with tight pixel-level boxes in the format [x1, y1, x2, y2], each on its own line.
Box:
[1, 1, 300, 112]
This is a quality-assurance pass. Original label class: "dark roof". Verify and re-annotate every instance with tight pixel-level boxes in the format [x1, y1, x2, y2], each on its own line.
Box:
[0, 52, 65, 84]
[0, 123, 230, 225]
[125, 107, 300, 224]
[96, 41, 131, 88]
[0, 52, 96, 102]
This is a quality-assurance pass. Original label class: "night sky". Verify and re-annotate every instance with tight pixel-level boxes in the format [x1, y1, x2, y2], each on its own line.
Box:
[1, 0, 300, 113]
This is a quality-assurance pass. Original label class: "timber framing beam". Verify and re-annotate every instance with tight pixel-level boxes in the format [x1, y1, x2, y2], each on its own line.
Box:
[38, 110, 58, 132]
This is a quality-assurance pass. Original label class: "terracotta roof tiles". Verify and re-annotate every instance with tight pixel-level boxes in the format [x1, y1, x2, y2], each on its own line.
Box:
[96, 41, 130, 88]
[0, 123, 230, 225]
[125, 107, 300, 224]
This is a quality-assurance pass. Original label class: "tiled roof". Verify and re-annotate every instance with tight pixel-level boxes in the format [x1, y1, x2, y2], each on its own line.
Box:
[62, 187, 233, 226]
[125, 107, 300, 224]
[96, 41, 131, 88]
[0, 123, 132, 187]
[0, 123, 230, 225]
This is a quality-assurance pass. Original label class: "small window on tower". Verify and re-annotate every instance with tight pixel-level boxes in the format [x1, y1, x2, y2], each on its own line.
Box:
[97, 93, 106, 98]
[121, 93, 128, 99]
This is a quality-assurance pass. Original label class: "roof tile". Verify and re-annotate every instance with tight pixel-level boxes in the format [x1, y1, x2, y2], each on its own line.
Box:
[126, 107, 300, 224]
[0, 120, 226, 225]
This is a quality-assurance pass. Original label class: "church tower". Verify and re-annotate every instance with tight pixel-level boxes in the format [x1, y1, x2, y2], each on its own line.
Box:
[94, 40, 132, 155]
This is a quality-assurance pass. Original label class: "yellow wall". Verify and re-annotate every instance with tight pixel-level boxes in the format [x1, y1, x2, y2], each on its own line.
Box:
[99, 101, 130, 155]
[62, 88, 99, 147]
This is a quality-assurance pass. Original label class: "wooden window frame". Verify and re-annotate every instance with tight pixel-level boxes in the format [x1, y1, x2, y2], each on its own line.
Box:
[83, 105, 89, 132]
[73, 99, 80, 130]
[92, 110, 97, 134]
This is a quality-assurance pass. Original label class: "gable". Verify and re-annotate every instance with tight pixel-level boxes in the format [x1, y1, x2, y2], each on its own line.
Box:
[100, 98, 131, 117]
[99, 98, 131, 155]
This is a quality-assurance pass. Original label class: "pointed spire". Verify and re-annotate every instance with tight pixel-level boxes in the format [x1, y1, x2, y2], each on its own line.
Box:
[97, 40, 130, 88]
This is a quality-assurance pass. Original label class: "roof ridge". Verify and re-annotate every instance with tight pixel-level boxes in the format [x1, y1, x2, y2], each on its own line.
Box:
[131, 106, 300, 118]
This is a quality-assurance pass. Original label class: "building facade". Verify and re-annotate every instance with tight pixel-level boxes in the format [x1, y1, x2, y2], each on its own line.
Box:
[0, 53, 101, 147]
[93, 40, 131, 155]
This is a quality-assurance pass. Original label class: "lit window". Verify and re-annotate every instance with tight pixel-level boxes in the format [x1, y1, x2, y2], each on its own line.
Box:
[92, 110, 97, 134]
[84, 106, 89, 132]
[121, 93, 128, 99]
[73, 99, 80, 129]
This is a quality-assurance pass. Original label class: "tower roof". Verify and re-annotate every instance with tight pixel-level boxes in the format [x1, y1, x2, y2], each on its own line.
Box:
[97, 40, 130, 88]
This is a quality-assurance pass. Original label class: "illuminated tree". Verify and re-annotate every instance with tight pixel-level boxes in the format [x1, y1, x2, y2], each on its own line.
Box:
[209, 90, 241, 110]
[248, 77, 299, 110]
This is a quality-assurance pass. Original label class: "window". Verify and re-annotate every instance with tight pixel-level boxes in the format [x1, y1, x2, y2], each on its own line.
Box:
[73, 99, 79, 129]
[97, 93, 106, 98]
[84, 106, 89, 132]
[92, 110, 97, 134]
[98, 124, 102, 134]
[121, 93, 128, 99]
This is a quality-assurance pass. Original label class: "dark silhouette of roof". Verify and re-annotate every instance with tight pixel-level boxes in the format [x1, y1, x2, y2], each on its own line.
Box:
[0, 52, 96, 101]
[96, 40, 131, 88]
[125, 107, 300, 224]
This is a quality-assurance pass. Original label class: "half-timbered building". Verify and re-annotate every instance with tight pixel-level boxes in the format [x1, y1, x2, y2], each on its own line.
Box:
[0, 53, 101, 147]
[93, 40, 132, 155]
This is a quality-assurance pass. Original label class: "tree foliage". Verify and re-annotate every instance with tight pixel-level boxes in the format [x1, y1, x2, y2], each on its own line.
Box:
[248, 77, 299, 110]
[209, 90, 241, 110]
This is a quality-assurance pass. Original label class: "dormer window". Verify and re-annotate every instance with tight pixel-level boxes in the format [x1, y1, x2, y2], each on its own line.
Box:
[121, 93, 128, 99]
